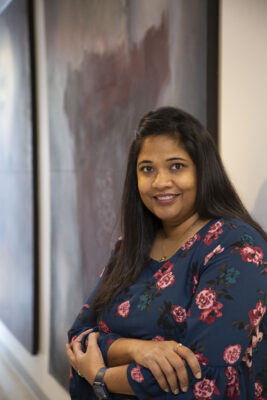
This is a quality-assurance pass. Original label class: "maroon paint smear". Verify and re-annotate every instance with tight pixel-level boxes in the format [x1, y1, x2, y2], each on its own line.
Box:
[64, 12, 170, 284]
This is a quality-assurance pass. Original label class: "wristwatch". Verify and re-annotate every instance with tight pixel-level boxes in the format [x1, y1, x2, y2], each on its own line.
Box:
[92, 367, 110, 399]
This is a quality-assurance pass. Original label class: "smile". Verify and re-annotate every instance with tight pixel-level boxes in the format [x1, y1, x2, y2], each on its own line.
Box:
[153, 194, 180, 204]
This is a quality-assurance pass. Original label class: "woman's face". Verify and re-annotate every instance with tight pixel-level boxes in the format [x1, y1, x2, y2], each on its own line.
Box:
[136, 135, 197, 226]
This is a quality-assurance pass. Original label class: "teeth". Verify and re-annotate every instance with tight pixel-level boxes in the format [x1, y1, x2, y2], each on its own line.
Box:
[157, 195, 175, 200]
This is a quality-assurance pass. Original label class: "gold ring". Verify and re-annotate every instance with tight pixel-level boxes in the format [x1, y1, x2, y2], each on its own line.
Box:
[177, 343, 183, 350]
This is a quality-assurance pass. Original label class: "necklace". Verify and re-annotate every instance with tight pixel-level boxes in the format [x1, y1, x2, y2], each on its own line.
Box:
[158, 217, 203, 262]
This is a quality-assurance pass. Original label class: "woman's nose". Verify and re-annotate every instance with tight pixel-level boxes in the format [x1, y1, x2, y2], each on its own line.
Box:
[152, 171, 172, 188]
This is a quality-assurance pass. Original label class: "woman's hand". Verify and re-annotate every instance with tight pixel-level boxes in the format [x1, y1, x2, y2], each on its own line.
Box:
[66, 329, 106, 385]
[129, 339, 201, 394]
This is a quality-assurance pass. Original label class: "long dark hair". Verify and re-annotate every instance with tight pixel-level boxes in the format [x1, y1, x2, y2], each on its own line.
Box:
[92, 107, 267, 313]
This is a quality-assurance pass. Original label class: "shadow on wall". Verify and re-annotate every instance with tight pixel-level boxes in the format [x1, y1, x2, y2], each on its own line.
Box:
[252, 179, 267, 232]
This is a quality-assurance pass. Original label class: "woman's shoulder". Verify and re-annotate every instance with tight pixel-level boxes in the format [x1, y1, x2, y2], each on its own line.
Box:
[220, 218, 266, 245]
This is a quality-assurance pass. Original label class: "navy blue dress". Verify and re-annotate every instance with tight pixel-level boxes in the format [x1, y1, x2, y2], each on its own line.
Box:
[68, 218, 267, 399]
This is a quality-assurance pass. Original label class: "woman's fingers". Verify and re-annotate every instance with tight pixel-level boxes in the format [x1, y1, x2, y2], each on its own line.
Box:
[176, 344, 202, 379]
[168, 352, 189, 392]
[66, 343, 77, 370]
[146, 360, 170, 393]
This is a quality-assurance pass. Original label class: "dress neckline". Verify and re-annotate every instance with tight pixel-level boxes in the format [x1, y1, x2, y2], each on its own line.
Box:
[150, 217, 220, 265]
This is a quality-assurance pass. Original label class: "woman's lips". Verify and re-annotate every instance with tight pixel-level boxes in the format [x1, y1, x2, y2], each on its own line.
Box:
[153, 193, 180, 204]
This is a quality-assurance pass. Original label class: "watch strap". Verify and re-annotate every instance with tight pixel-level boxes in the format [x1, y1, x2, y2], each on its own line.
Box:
[94, 367, 108, 383]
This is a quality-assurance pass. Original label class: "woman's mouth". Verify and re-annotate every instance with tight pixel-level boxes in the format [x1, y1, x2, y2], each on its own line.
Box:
[153, 193, 180, 204]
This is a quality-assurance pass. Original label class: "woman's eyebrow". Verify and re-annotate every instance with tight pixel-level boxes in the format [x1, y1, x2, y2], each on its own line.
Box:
[137, 157, 187, 167]
[137, 160, 152, 167]
[166, 157, 187, 162]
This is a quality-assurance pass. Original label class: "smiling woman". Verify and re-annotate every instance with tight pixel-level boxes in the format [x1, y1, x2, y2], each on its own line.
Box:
[67, 107, 267, 400]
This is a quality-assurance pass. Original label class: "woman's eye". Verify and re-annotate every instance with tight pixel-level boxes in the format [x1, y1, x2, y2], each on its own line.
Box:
[141, 166, 153, 173]
[171, 163, 183, 170]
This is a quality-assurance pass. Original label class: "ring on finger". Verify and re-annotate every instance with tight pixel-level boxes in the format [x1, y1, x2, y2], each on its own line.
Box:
[177, 342, 183, 351]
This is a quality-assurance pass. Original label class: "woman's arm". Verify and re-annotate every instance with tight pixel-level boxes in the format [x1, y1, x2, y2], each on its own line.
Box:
[66, 331, 135, 396]
[106, 337, 201, 394]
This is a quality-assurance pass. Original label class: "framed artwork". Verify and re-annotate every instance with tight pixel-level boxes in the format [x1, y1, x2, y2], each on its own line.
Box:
[44, 0, 218, 388]
[0, 0, 38, 354]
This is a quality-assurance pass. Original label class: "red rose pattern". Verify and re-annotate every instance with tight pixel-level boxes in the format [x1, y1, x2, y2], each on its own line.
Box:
[98, 320, 111, 333]
[194, 378, 220, 399]
[204, 244, 224, 265]
[239, 245, 264, 266]
[192, 274, 199, 294]
[181, 233, 201, 250]
[225, 366, 240, 400]
[249, 300, 266, 328]
[155, 271, 175, 290]
[255, 381, 263, 399]
[242, 345, 252, 368]
[131, 365, 144, 383]
[152, 335, 165, 341]
[170, 305, 186, 323]
[115, 300, 130, 318]
[195, 352, 209, 365]
[203, 220, 224, 246]
[223, 344, 241, 364]
[196, 288, 223, 324]
[153, 261, 174, 280]
[196, 288, 217, 310]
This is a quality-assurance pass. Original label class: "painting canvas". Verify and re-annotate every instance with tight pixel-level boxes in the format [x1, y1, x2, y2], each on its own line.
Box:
[0, 0, 37, 354]
[44, 0, 217, 388]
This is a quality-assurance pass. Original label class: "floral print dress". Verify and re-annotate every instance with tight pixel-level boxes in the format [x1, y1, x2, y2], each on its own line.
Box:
[68, 218, 267, 400]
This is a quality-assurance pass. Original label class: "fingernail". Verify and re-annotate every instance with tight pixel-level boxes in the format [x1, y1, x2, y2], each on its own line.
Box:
[174, 389, 179, 395]
[195, 371, 202, 379]
[164, 387, 169, 392]
[182, 386, 188, 392]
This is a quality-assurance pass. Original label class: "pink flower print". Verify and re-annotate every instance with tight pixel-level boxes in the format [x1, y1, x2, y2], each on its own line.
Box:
[155, 271, 175, 290]
[239, 245, 264, 266]
[195, 352, 209, 366]
[131, 365, 144, 383]
[204, 244, 224, 265]
[191, 274, 199, 295]
[255, 381, 263, 399]
[199, 301, 223, 324]
[203, 220, 224, 246]
[193, 378, 220, 399]
[249, 300, 266, 328]
[181, 233, 201, 250]
[98, 320, 111, 333]
[223, 344, 242, 364]
[170, 305, 187, 323]
[251, 326, 263, 348]
[225, 367, 240, 400]
[115, 300, 130, 318]
[242, 345, 252, 368]
[152, 335, 165, 341]
[153, 261, 174, 280]
[195, 288, 217, 310]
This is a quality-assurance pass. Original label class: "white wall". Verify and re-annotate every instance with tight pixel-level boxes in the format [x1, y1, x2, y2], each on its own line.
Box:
[219, 0, 267, 230]
[0, 1, 266, 399]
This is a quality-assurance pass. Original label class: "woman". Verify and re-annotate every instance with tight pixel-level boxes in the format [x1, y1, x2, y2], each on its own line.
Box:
[66, 107, 267, 399]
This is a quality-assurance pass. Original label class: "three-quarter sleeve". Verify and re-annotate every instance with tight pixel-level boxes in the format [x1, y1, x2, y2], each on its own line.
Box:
[127, 223, 267, 399]
[68, 240, 123, 399]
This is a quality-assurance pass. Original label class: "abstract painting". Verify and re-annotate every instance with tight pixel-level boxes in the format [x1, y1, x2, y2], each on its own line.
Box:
[0, 0, 37, 354]
[44, 0, 217, 388]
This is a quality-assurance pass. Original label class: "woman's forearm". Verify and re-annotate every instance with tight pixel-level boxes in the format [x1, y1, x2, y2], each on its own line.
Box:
[107, 337, 144, 366]
[104, 365, 134, 395]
